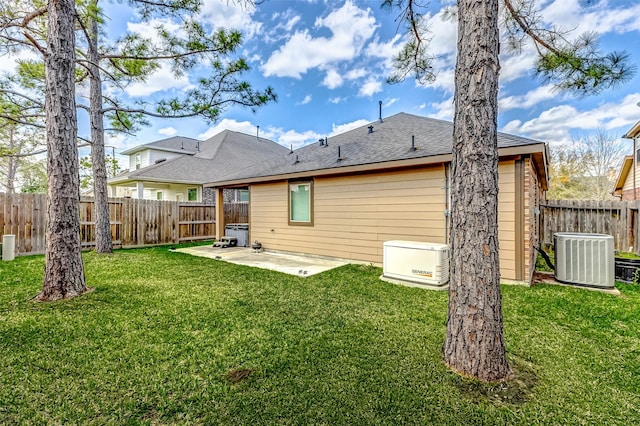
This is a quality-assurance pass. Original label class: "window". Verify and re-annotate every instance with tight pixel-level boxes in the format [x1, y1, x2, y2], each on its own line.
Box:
[289, 181, 313, 225]
[156, 191, 163, 200]
[135, 153, 141, 170]
[188, 188, 198, 201]
[239, 189, 249, 203]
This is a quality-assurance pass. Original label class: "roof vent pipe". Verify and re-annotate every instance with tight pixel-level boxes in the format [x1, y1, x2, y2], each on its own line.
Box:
[319, 138, 325, 146]
[196, 142, 200, 152]
[294, 155, 299, 164]
[325, 136, 328, 147]
[257, 125, 260, 139]
[410, 135, 417, 152]
[289, 144, 293, 154]
[337, 146, 343, 162]
[368, 125, 374, 134]
[379, 100, 383, 123]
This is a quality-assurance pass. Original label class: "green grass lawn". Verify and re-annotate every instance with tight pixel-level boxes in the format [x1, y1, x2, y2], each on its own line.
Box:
[1, 247, 639, 425]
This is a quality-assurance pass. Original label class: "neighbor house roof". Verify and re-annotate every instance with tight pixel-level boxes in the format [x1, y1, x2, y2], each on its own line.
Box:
[206, 112, 549, 189]
[623, 121, 640, 139]
[109, 130, 288, 185]
[120, 136, 201, 155]
[613, 155, 634, 197]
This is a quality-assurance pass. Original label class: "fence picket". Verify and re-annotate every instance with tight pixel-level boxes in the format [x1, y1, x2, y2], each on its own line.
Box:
[541, 200, 640, 253]
[0, 193, 246, 255]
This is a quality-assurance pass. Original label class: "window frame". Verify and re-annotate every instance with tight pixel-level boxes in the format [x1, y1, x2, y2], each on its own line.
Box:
[187, 187, 198, 202]
[288, 180, 314, 226]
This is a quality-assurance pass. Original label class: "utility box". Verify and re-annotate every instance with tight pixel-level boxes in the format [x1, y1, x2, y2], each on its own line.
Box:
[382, 240, 450, 286]
[554, 233, 614, 288]
[2, 234, 15, 261]
[225, 224, 249, 247]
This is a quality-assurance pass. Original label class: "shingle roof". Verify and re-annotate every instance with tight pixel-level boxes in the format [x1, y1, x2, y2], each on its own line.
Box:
[210, 112, 546, 184]
[111, 130, 288, 184]
[120, 136, 201, 155]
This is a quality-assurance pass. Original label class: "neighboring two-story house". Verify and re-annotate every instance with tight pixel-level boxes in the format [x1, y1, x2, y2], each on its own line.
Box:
[107, 130, 288, 202]
[613, 120, 640, 200]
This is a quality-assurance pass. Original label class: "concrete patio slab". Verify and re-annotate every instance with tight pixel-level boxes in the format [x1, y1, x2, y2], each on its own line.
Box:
[173, 245, 351, 277]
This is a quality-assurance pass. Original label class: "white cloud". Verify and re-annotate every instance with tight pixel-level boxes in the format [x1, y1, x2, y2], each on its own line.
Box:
[158, 127, 178, 136]
[276, 129, 323, 150]
[323, 69, 344, 89]
[384, 98, 398, 108]
[329, 97, 345, 104]
[121, 19, 192, 97]
[430, 97, 454, 121]
[284, 16, 301, 32]
[358, 79, 382, 97]
[499, 84, 558, 111]
[261, 1, 378, 78]
[199, 0, 262, 38]
[198, 118, 258, 140]
[299, 95, 312, 105]
[197, 118, 320, 150]
[124, 63, 191, 97]
[330, 119, 369, 136]
[542, 0, 640, 34]
[345, 68, 367, 80]
[501, 93, 640, 143]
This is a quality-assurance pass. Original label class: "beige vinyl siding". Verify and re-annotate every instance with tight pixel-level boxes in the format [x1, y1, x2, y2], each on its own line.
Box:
[249, 160, 523, 280]
[498, 160, 517, 279]
[622, 159, 640, 193]
[250, 166, 447, 264]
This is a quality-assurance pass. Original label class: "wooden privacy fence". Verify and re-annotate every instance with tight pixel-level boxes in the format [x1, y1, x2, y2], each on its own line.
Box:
[541, 200, 640, 253]
[0, 193, 223, 255]
[224, 202, 248, 224]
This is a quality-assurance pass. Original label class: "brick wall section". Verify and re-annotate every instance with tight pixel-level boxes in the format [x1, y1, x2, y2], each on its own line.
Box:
[202, 187, 215, 204]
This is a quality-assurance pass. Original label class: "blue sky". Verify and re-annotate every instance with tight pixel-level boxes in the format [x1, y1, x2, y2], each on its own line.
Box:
[6, 0, 640, 163]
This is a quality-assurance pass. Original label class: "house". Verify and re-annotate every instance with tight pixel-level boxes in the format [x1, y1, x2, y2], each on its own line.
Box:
[613, 120, 640, 200]
[108, 131, 288, 202]
[205, 112, 549, 283]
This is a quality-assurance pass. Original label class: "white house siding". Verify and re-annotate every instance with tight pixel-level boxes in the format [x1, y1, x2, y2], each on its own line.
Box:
[128, 150, 184, 171]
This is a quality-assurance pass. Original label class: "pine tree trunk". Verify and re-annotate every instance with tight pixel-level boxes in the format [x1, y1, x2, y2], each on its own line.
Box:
[443, 0, 512, 382]
[88, 8, 112, 253]
[37, 0, 87, 301]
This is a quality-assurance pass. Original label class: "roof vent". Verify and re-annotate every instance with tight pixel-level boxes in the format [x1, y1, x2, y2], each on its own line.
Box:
[324, 136, 329, 147]
[337, 146, 343, 162]
[368, 125, 374, 134]
[378, 100, 383, 123]
[319, 138, 325, 146]
[409, 135, 417, 152]
[289, 144, 293, 154]
[155, 158, 166, 164]
[196, 142, 200, 152]
[293, 155, 299, 165]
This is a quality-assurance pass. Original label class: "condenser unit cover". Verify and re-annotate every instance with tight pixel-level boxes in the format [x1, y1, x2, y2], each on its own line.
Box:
[554, 233, 614, 289]
[383, 241, 450, 286]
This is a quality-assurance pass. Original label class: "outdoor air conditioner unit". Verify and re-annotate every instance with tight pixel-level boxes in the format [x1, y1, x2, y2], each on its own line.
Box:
[382, 241, 450, 286]
[554, 233, 614, 289]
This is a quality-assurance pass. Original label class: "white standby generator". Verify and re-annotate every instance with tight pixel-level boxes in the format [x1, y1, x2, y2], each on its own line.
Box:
[382, 240, 450, 286]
